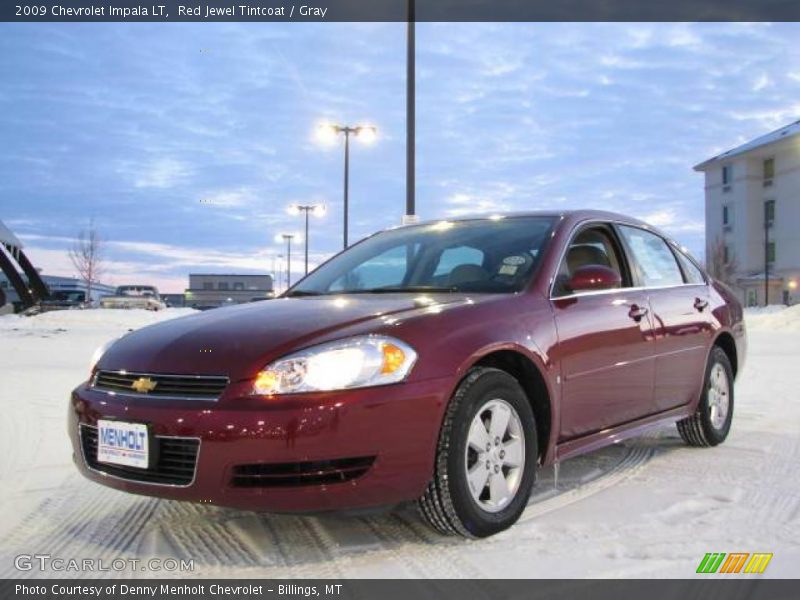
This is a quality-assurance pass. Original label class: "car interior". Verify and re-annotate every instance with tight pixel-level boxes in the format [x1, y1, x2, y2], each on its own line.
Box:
[553, 226, 628, 296]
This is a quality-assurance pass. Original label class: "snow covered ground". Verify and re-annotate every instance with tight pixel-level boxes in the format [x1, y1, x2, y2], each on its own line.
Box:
[0, 306, 798, 578]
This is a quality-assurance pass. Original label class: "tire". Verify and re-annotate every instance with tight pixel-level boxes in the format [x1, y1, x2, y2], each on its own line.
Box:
[677, 346, 734, 447]
[418, 367, 538, 538]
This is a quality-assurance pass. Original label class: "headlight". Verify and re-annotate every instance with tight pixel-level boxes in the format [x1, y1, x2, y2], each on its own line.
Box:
[253, 335, 418, 395]
[89, 337, 118, 373]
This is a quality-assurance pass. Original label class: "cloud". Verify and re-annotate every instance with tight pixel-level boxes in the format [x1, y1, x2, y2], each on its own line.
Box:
[753, 74, 772, 92]
[442, 191, 513, 217]
[127, 158, 192, 189]
[198, 187, 256, 207]
[637, 209, 704, 235]
[5, 21, 800, 276]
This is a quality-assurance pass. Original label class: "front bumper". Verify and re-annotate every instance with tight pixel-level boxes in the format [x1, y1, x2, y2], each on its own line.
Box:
[68, 378, 450, 512]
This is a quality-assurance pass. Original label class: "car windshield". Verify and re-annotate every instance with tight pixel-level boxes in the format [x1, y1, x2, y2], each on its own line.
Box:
[289, 216, 556, 295]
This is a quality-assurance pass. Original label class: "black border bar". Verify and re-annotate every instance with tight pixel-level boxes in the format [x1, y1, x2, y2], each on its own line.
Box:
[3, 579, 800, 600]
[2, 0, 800, 22]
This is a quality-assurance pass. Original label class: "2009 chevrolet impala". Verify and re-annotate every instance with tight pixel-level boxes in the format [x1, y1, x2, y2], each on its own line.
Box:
[69, 210, 746, 537]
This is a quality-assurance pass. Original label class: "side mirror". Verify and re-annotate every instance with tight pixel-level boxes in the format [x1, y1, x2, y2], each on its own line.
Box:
[567, 265, 622, 293]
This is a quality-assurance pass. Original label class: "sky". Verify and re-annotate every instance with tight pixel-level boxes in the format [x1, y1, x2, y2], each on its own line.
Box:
[1, 22, 799, 292]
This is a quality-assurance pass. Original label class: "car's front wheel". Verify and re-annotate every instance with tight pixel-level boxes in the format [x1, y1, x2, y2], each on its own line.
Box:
[418, 367, 537, 538]
[677, 346, 734, 447]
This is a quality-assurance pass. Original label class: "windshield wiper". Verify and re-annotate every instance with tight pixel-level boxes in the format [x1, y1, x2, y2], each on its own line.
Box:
[339, 286, 459, 294]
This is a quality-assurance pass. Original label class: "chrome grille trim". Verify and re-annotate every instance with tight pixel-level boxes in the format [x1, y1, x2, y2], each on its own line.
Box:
[92, 370, 229, 401]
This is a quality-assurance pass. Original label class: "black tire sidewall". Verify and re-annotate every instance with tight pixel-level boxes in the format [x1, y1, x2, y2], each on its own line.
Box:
[699, 347, 734, 445]
[446, 370, 537, 538]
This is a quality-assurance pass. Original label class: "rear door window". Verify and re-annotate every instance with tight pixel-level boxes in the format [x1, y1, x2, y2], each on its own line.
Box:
[618, 226, 684, 287]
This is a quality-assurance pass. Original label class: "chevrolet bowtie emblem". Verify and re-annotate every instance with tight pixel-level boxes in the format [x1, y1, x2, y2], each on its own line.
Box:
[131, 377, 158, 393]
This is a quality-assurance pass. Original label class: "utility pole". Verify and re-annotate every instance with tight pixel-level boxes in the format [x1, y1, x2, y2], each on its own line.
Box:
[406, 0, 416, 221]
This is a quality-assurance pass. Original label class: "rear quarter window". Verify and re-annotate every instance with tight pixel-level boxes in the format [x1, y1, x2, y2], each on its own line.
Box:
[674, 249, 706, 285]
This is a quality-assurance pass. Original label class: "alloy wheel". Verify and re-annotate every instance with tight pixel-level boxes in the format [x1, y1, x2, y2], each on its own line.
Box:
[708, 362, 730, 430]
[464, 398, 525, 513]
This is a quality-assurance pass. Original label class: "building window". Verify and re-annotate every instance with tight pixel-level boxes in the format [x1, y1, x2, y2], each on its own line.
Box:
[218, 282, 229, 291]
[722, 165, 732, 186]
[763, 157, 775, 180]
[233, 282, 244, 291]
[722, 205, 730, 226]
[202, 282, 213, 290]
[767, 241, 776, 264]
[723, 244, 730, 264]
[764, 199, 775, 226]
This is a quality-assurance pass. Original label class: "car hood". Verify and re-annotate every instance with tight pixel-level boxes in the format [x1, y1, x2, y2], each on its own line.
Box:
[96, 294, 483, 381]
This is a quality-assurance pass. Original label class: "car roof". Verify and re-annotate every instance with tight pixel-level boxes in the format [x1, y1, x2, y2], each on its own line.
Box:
[396, 210, 656, 232]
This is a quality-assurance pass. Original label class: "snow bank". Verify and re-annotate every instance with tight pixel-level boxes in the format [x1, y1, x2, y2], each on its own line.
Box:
[0, 307, 197, 335]
[745, 304, 800, 332]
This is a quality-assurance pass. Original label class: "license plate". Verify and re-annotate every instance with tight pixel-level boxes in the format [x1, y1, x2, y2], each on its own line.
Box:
[97, 420, 149, 469]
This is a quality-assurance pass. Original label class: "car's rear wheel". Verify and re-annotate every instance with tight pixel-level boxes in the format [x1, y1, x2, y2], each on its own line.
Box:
[677, 346, 734, 447]
[418, 367, 537, 538]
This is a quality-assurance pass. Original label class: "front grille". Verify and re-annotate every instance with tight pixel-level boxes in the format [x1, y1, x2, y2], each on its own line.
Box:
[231, 457, 375, 488]
[80, 424, 199, 486]
[93, 370, 228, 400]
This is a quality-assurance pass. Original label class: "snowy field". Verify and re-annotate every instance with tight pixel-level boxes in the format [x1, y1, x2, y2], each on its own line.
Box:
[0, 306, 798, 578]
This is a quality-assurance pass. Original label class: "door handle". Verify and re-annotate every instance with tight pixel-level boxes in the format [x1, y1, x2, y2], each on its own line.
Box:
[694, 297, 709, 312]
[628, 304, 648, 322]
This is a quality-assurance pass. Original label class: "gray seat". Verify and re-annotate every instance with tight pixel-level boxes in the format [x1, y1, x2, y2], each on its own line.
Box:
[566, 245, 611, 275]
[447, 264, 490, 287]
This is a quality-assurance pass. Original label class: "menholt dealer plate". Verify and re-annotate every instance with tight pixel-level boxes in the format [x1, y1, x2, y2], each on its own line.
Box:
[97, 419, 149, 469]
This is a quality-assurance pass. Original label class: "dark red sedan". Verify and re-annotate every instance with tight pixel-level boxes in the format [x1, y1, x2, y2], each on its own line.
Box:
[69, 210, 746, 537]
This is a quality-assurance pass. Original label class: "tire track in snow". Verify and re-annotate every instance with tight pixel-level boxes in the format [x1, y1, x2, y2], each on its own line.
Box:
[0, 434, 660, 578]
[0, 484, 161, 579]
[520, 435, 659, 523]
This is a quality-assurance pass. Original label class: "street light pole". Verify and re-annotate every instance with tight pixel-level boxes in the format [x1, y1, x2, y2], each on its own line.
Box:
[304, 209, 309, 273]
[315, 123, 376, 249]
[275, 254, 283, 292]
[288, 204, 325, 276]
[344, 129, 350, 249]
[764, 202, 770, 306]
[281, 234, 295, 288]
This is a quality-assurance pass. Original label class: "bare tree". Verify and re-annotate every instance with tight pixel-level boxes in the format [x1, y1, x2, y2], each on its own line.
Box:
[706, 236, 738, 286]
[69, 225, 105, 304]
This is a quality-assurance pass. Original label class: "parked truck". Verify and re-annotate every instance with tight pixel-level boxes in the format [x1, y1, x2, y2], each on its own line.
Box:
[99, 285, 165, 311]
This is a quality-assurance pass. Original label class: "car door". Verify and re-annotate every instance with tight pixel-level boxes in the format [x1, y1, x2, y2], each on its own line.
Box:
[616, 225, 714, 413]
[551, 223, 657, 441]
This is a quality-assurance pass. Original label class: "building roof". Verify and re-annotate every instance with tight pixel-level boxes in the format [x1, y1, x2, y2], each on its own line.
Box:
[694, 119, 800, 171]
[189, 273, 271, 278]
[0, 220, 23, 248]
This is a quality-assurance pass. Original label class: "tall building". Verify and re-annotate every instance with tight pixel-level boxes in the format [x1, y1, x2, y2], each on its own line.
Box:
[694, 120, 800, 306]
